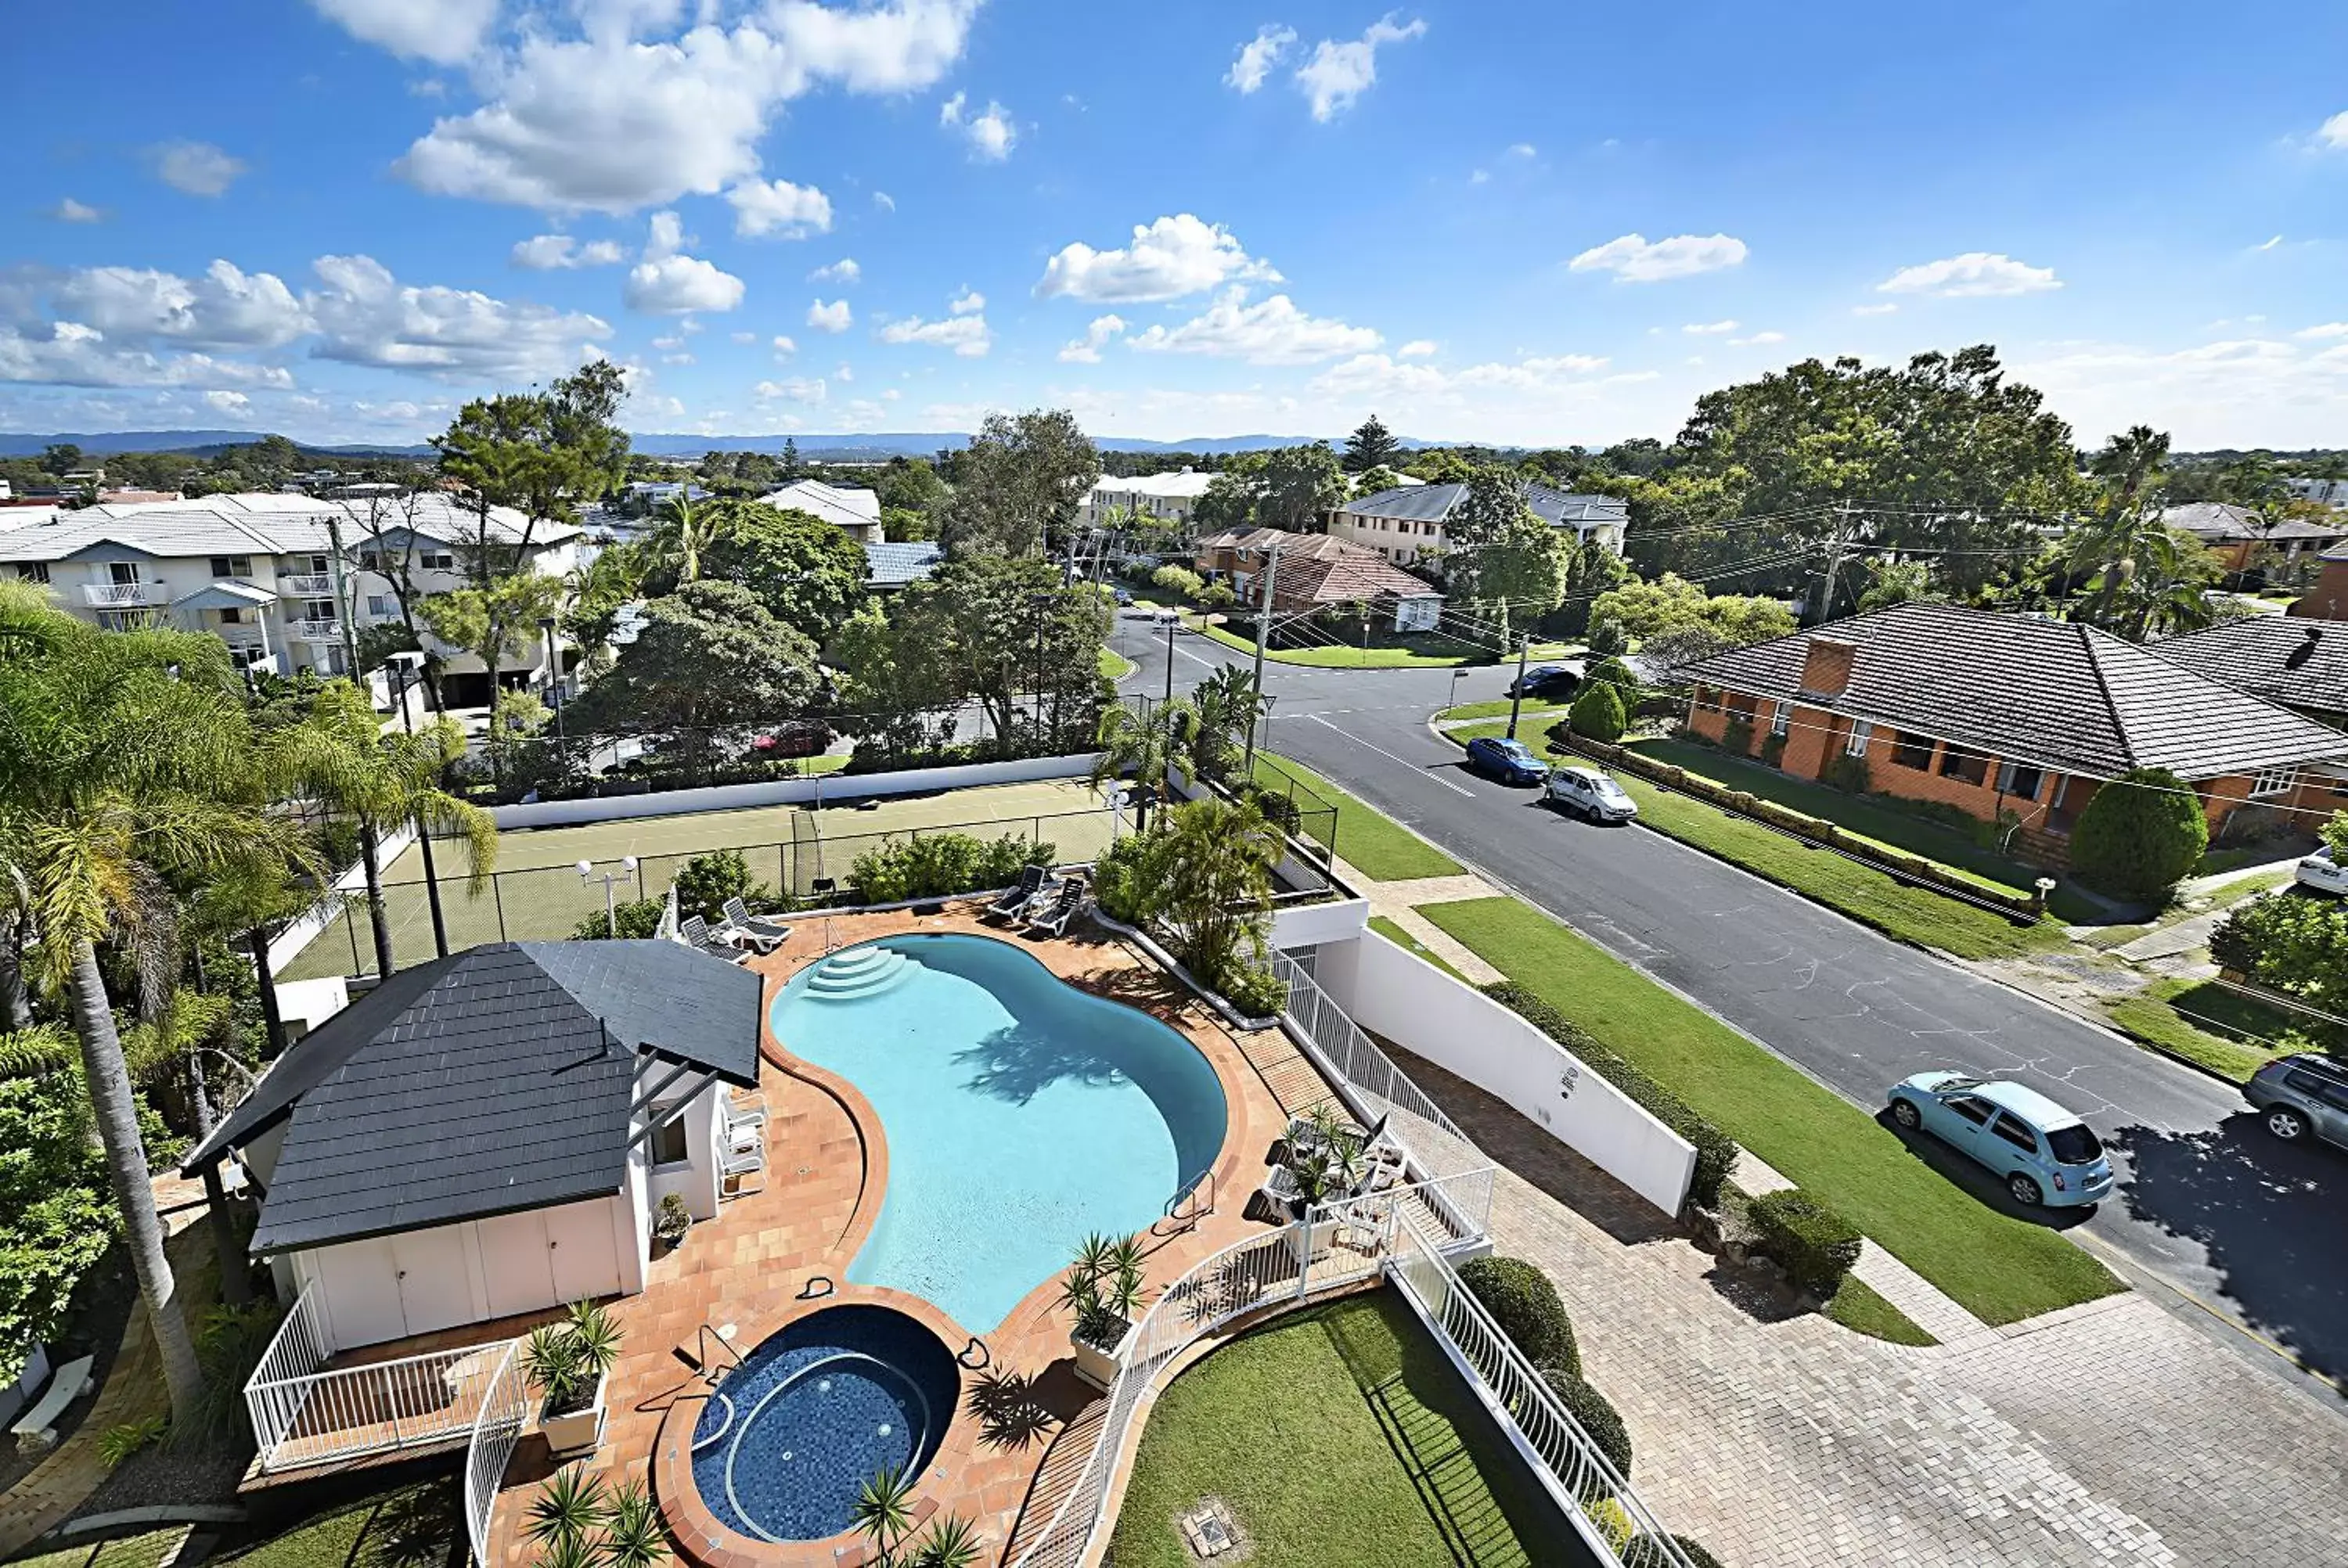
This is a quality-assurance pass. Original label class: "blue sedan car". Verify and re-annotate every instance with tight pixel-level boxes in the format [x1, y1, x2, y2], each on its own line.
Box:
[1464, 735, 1549, 786]
[1887, 1071, 2114, 1208]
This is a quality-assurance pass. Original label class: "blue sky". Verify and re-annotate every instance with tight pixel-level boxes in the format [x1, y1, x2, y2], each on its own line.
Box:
[4, 0, 2346, 449]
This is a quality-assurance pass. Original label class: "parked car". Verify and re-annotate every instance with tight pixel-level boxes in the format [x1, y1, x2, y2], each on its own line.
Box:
[1544, 765, 1639, 822]
[2245, 1052, 2348, 1149]
[1885, 1071, 2114, 1207]
[2296, 844, 2348, 896]
[1112, 586, 1134, 606]
[1464, 735, 1550, 786]
[1506, 664, 1581, 700]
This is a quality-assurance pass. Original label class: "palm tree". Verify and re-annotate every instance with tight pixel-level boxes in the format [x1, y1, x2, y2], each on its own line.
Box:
[297, 682, 499, 975]
[2087, 425, 2172, 512]
[1090, 698, 1195, 832]
[0, 585, 320, 1423]
[652, 491, 728, 585]
[1186, 666, 1268, 782]
[2065, 506, 2221, 642]
[851, 1465, 919, 1567]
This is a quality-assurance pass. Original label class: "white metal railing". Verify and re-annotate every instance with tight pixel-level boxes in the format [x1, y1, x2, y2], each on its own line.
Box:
[1388, 1214, 1698, 1568]
[286, 617, 343, 642]
[243, 1289, 521, 1474]
[80, 581, 166, 606]
[463, 1338, 532, 1566]
[277, 571, 334, 595]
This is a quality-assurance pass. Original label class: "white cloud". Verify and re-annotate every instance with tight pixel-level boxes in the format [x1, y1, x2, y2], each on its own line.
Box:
[834, 362, 852, 381]
[1397, 339, 1436, 358]
[808, 257, 861, 284]
[2016, 335, 2348, 450]
[731, 329, 758, 343]
[877, 298, 991, 356]
[1682, 319, 1738, 335]
[1729, 330, 1786, 347]
[202, 390, 253, 414]
[1311, 350, 1612, 402]
[938, 91, 1016, 160]
[873, 190, 895, 211]
[1568, 232, 1747, 282]
[754, 376, 826, 403]
[1035, 214, 1280, 302]
[510, 233, 628, 268]
[153, 142, 248, 196]
[807, 298, 852, 333]
[949, 287, 984, 315]
[1127, 290, 1379, 365]
[49, 261, 310, 349]
[50, 198, 102, 223]
[307, 253, 612, 379]
[623, 210, 745, 312]
[1468, 168, 1489, 185]
[1057, 314, 1125, 363]
[1876, 251, 2060, 297]
[1504, 142, 1536, 159]
[727, 177, 833, 238]
[2317, 110, 2348, 150]
[2254, 234, 2284, 251]
[397, 4, 974, 214]
[772, 333, 798, 355]
[1294, 15, 1425, 122]
[650, 333, 685, 350]
[307, 0, 498, 64]
[1852, 302, 1899, 316]
[0, 322, 297, 391]
[1224, 24, 1295, 93]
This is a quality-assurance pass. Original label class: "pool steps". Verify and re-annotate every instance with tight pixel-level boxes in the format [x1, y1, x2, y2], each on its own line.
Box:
[804, 946, 916, 1000]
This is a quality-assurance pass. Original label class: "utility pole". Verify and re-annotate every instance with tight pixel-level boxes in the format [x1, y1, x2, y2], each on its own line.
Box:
[1816, 502, 1855, 624]
[385, 655, 451, 960]
[1243, 535, 1281, 775]
[1162, 612, 1178, 706]
[1506, 633, 1532, 740]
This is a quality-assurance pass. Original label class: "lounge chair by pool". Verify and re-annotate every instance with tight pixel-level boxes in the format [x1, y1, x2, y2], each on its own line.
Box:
[1024, 879, 1087, 937]
[983, 864, 1050, 921]
[720, 897, 790, 954]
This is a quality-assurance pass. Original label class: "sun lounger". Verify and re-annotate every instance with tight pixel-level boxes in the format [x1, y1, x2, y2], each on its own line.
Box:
[983, 865, 1050, 921]
[9, 1355, 93, 1448]
[679, 915, 751, 965]
[1024, 880, 1087, 937]
[718, 897, 789, 955]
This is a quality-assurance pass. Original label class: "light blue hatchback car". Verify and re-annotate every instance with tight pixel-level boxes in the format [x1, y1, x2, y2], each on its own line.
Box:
[1887, 1072, 2115, 1209]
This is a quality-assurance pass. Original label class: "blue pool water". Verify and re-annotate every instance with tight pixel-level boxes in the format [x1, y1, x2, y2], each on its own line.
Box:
[690, 1305, 959, 1542]
[769, 933, 1229, 1332]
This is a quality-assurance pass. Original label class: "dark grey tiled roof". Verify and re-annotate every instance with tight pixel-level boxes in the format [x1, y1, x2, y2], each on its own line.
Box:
[186, 941, 762, 1254]
[862, 540, 943, 586]
[1683, 602, 2348, 780]
[2152, 618, 2348, 721]
[1344, 483, 1628, 530]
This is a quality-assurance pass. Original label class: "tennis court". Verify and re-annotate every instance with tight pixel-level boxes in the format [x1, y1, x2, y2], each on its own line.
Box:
[279, 779, 1124, 980]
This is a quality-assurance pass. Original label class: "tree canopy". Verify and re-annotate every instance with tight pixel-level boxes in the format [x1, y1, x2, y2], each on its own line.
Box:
[940, 409, 1101, 558]
[563, 580, 822, 736]
[1587, 572, 1795, 646]
[1344, 415, 1402, 473]
[1442, 465, 1565, 642]
[655, 500, 870, 643]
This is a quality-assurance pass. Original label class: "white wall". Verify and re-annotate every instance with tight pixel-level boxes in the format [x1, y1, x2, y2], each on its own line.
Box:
[1269, 897, 1370, 950]
[1315, 932, 1695, 1215]
[492, 753, 1099, 831]
[643, 1077, 723, 1221]
[265, 820, 417, 976]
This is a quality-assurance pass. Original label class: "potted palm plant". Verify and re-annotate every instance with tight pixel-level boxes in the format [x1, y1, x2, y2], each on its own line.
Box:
[1062, 1232, 1148, 1391]
[526, 1299, 625, 1457]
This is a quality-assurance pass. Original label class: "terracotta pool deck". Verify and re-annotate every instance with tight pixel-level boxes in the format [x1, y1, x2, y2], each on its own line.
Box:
[477, 901, 1348, 1568]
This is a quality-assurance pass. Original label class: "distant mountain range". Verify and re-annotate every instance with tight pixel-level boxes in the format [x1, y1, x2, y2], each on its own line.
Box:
[1, 428, 1446, 462]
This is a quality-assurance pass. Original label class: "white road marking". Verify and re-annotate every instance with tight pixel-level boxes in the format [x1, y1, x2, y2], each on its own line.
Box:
[1306, 714, 1476, 796]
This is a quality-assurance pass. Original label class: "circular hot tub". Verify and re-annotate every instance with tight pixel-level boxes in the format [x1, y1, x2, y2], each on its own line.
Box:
[689, 1304, 960, 1542]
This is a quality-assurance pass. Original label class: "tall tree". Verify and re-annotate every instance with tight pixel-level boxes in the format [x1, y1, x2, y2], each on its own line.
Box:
[688, 502, 870, 642]
[1443, 466, 1565, 643]
[1343, 415, 1402, 473]
[2064, 509, 2221, 642]
[0, 587, 319, 1424]
[563, 581, 823, 739]
[1255, 443, 1349, 532]
[939, 410, 1101, 558]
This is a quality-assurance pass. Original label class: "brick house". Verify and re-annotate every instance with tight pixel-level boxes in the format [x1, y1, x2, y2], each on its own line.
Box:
[1679, 602, 2348, 862]
[2152, 617, 2348, 731]
[1191, 527, 1446, 632]
[2291, 548, 2348, 622]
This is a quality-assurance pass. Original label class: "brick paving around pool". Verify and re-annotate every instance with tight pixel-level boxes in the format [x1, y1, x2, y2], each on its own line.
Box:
[477, 903, 1332, 1568]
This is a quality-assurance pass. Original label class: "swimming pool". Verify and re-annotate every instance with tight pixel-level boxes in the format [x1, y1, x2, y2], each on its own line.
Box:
[690, 1304, 958, 1543]
[770, 933, 1229, 1332]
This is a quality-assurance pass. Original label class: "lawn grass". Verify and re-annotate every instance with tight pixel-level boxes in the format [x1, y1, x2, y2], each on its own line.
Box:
[7, 1529, 189, 1568]
[2104, 976, 2302, 1084]
[1422, 897, 2124, 1325]
[1109, 1293, 1583, 1568]
[1437, 699, 1575, 725]
[1252, 753, 1462, 882]
[1825, 1277, 1939, 1346]
[1368, 915, 1468, 980]
[1098, 645, 1136, 682]
[1447, 722, 2063, 962]
[213, 1473, 460, 1568]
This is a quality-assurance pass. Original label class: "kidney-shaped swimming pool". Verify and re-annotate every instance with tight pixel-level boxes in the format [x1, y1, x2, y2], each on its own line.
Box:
[770, 933, 1228, 1332]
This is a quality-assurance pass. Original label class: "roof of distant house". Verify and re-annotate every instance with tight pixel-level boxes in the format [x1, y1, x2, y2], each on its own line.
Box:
[2152, 617, 2348, 721]
[862, 539, 943, 587]
[182, 940, 762, 1254]
[1255, 533, 1445, 606]
[758, 478, 882, 531]
[1342, 481, 1628, 532]
[2159, 502, 2348, 545]
[0, 491, 573, 565]
[1089, 469, 1219, 501]
[1682, 601, 2348, 781]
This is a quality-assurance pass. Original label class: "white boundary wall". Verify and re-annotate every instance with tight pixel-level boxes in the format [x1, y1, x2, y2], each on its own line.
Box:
[266, 820, 416, 976]
[1313, 931, 1696, 1215]
[488, 753, 1100, 832]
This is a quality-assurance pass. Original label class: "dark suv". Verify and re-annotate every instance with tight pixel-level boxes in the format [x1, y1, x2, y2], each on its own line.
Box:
[2245, 1052, 2348, 1149]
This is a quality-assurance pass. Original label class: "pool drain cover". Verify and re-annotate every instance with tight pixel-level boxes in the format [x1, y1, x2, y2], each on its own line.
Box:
[1177, 1498, 1248, 1561]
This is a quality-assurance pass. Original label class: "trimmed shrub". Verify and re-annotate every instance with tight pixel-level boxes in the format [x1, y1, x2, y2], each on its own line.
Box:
[1484, 983, 1738, 1209]
[671, 848, 783, 921]
[571, 897, 664, 940]
[1457, 1256, 1579, 1375]
[1622, 1537, 1727, 1568]
[2069, 765, 2209, 905]
[1217, 961, 1288, 1020]
[1539, 1367, 1632, 1482]
[1745, 1187, 1863, 1299]
[1720, 715, 1755, 757]
[2210, 891, 2348, 1019]
[848, 832, 1053, 904]
[1583, 656, 1640, 706]
[1568, 681, 1628, 743]
[1586, 616, 1630, 656]
[1820, 751, 1871, 794]
[1151, 564, 1204, 599]
[1091, 833, 1154, 925]
[1197, 582, 1237, 610]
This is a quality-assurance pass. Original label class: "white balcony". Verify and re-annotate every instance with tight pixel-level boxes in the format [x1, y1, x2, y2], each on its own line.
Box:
[277, 572, 334, 595]
[287, 617, 344, 642]
[80, 581, 167, 608]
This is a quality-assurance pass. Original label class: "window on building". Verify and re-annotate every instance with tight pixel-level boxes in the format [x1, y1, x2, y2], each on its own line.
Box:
[14, 563, 49, 584]
[2249, 765, 2301, 800]
[1890, 732, 1936, 770]
[1995, 761, 2046, 801]
[219, 607, 244, 625]
[1770, 702, 1789, 737]
[1938, 746, 1990, 786]
[367, 594, 393, 618]
[208, 556, 253, 578]
[1845, 720, 1872, 757]
[420, 550, 456, 570]
[650, 1107, 691, 1167]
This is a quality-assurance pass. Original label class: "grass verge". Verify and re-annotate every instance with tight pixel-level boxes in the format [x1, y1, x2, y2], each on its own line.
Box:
[1446, 723, 2062, 962]
[1423, 896, 2124, 1325]
[1367, 915, 1468, 980]
[1253, 753, 1462, 882]
[1825, 1277, 1939, 1346]
[1098, 645, 1136, 682]
[1109, 1293, 1582, 1568]
[213, 1473, 459, 1568]
[1436, 699, 1574, 725]
[2104, 977, 2298, 1084]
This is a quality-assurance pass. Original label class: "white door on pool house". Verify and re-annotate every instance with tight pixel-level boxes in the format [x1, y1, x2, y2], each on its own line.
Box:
[544, 1202, 622, 1304]
[476, 1210, 558, 1320]
[314, 1239, 406, 1349]
[391, 1227, 474, 1337]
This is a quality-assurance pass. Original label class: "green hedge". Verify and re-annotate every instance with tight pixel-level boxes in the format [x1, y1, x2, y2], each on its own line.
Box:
[1539, 1367, 1632, 1485]
[1746, 1187, 1864, 1297]
[1483, 982, 1738, 1209]
[1622, 1537, 1726, 1568]
[1456, 1256, 1579, 1376]
[848, 831, 1053, 904]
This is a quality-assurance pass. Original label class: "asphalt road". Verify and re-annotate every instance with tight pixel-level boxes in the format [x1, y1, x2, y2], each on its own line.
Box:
[1111, 613, 2348, 1393]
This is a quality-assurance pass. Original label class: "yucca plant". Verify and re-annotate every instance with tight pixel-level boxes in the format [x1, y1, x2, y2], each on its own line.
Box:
[567, 1299, 625, 1380]
[851, 1464, 919, 1567]
[600, 1476, 668, 1568]
[534, 1527, 604, 1568]
[523, 1324, 589, 1414]
[525, 1463, 610, 1548]
[909, 1513, 983, 1568]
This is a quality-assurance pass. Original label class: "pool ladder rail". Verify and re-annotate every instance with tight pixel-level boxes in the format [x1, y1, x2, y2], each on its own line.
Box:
[1157, 1167, 1216, 1235]
[687, 1322, 746, 1387]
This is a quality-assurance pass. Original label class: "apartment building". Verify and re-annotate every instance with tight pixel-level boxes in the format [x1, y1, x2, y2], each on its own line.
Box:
[1327, 482, 1630, 567]
[1079, 469, 1220, 534]
[0, 491, 582, 707]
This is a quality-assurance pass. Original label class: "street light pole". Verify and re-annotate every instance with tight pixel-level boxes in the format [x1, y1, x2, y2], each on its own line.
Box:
[1507, 633, 1531, 741]
[387, 654, 451, 960]
[578, 856, 640, 939]
[1162, 613, 1178, 707]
